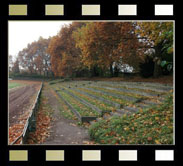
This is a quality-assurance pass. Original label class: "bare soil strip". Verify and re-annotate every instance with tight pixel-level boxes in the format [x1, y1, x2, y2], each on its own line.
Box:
[9, 83, 41, 127]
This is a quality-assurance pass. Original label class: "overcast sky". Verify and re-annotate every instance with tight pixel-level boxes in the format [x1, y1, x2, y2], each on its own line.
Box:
[9, 21, 72, 60]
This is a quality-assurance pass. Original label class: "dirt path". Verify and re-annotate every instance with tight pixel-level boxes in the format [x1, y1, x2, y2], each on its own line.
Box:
[9, 84, 40, 126]
[42, 86, 90, 145]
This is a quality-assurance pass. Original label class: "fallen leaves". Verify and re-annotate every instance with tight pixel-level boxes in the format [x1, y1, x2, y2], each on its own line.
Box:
[83, 141, 95, 145]
[9, 111, 31, 144]
[147, 137, 153, 141]
[155, 140, 161, 144]
[124, 127, 130, 131]
[89, 92, 173, 144]
[155, 117, 160, 121]
[27, 97, 52, 144]
[9, 125, 24, 144]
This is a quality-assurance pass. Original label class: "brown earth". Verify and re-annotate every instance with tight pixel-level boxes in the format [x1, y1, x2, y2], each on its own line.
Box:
[9, 80, 42, 86]
[9, 82, 41, 127]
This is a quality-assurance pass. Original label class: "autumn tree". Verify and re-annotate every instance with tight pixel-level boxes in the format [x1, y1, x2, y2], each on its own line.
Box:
[33, 37, 51, 76]
[113, 22, 142, 73]
[18, 44, 37, 74]
[15, 22, 173, 79]
[47, 22, 85, 77]
[47, 35, 62, 77]
[12, 57, 20, 74]
[73, 23, 101, 76]
[18, 37, 51, 77]
[136, 22, 173, 77]
[73, 22, 141, 76]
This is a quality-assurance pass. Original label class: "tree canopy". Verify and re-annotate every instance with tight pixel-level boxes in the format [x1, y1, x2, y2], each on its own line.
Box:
[73, 22, 142, 75]
[17, 37, 51, 76]
[136, 22, 173, 77]
[9, 22, 174, 78]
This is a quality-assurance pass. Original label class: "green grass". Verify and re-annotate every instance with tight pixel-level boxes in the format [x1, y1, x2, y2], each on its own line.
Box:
[119, 86, 166, 95]
[49, 79, 64, 85]
[8, 82, 23, 89]
[78, 87, 132, 106]
[89, 92, 173, 145]
[88, 85, 146, 100]
[56, 96, 76, 120]
[65, 88, 114, 112]
[57, 90, 100, 117]
[58, 105, 76, 120]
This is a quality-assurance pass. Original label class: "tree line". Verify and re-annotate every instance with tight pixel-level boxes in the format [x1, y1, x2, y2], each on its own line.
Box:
[9, 22, 173, 78]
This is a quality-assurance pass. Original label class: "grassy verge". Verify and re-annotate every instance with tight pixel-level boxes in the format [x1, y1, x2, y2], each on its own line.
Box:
[57, 97, 77, 120]
[8, 82, 23, 89]
[27, 95, 53, 144]
[89, 92, 173, 144]
[44, 83, 77, 121]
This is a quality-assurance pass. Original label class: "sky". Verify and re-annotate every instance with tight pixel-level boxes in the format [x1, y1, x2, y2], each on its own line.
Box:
[9, 21, 72, 60]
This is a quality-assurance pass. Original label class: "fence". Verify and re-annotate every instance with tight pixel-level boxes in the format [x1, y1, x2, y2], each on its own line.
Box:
[10, 83, 43, 145]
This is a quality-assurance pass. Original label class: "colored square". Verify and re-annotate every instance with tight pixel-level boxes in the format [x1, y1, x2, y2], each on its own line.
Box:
[9, 5, 27, 16]
[155, 5, 173, 15]
[155, 150, 174, 161]
[9, 150, 28, 161]
[46, 150, 64, 161]
[45, 5, 64, 15]
[82, 150, 101, 161]
[119, 150, 137, 161]
[118, 5, 137, 15]
[82, 5, 100, 16]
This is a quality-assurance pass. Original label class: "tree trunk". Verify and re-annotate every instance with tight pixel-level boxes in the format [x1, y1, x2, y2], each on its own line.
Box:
[110, 64, 113, 77]
[92, 66, 98, 77]
[114, 66, 119, 77]
[52, 71, 54, 77]
[153, 43, 164, 78]
[153, 60, 162, 78]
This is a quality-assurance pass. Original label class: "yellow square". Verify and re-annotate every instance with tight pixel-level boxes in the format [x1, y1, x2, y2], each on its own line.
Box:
[46, 150, 64, 161]
[82, 5, 100, 15]
[118, 5, 137, 16]
[119, 150, 137, 161]
[82, 150, 101, 161]
[45, 5, 64, 15]
[9, 5, 27, 16]
[9, 150, 28, 161]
